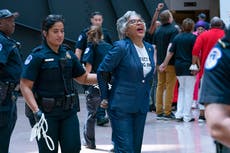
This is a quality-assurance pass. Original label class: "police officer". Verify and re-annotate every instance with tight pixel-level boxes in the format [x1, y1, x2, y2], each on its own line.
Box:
[75, 11, 112, 126]
[20, 14, 97, 153]
[0, 9, 22, 153]
[81, 25, 112, 149]
[199, 24, 230, 153]
[75, 11, 112, 61]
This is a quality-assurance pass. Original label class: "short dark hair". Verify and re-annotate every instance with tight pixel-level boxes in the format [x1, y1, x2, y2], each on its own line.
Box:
[42, 14, 64, 32]
[90, 11, 103, 18]
[198, 13, 206, 20]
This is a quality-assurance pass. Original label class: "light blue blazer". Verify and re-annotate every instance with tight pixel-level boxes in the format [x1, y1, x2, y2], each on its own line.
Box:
[97, 37, 155, 113]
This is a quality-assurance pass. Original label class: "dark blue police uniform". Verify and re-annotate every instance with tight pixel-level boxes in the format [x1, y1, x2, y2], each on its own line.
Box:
[76, 27, 112, 124]
[76, 27, 112, 62]
[22, 42, 85, 153]
[0, 31, 22, 152]
[81, 41, 112, 148]
[200, 37, 230, 153]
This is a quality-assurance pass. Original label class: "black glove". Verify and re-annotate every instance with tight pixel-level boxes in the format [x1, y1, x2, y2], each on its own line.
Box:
[33, 109, 43, 122]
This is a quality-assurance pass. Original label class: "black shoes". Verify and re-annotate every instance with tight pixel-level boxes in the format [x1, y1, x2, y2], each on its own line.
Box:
[97, 117, 109, 126]
[175, 117, 183, 122]
[156, 113, 175, 120]
[149, 104, 156, 112]
[175, 117, 195, 122]
[82, 139, 96, 149]
[163, 113, 175, 120]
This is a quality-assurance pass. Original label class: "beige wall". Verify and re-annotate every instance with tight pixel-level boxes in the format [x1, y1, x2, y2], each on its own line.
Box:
[209, 0, 220, 19]
[165, 0, 220, 22]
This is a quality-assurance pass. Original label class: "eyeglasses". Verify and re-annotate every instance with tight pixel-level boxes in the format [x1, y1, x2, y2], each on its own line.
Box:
[128, 19, 145, 25]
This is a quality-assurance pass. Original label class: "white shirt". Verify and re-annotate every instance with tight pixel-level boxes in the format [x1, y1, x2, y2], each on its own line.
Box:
[134, 44, 152, 77]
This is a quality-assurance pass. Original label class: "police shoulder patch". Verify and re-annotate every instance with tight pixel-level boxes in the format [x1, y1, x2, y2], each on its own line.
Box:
[205, 47, 222, 70]
[78, 35, 82, 41]
[0, 43, 2, 52]
[84, 47, 90, 55]
[25, 55, 33, 65]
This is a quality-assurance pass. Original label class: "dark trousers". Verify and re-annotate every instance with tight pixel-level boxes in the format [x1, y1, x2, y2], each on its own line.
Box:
[0, 103, 17, 153]
[109, 110, 147, 153]
[96, 106, 106, 120]
[83, 90, 101, 147]
[216, 141, 230, 153]
[150, 71, 158, 108]
[29, 107, 81, 153]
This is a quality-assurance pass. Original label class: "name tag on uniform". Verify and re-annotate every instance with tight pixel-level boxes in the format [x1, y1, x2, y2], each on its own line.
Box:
[44, 58, 54, 62]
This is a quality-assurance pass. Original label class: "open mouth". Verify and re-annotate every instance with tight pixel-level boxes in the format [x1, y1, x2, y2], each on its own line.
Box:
[137, 27, 144, 33]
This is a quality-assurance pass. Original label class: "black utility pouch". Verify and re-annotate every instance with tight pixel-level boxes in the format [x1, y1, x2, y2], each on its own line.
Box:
[0, 81, 9, 105]
[216, 141, 230, 153]
[63, 94, 72, 111]
[0, 110, 10, 127]
[41, 98, 55, 113]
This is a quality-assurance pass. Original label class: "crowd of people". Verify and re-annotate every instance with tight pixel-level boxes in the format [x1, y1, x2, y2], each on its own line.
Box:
[0, 2, 230, 153]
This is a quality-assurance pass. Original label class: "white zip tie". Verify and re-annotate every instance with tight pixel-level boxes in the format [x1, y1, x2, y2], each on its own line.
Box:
[30, 113, 55, 151]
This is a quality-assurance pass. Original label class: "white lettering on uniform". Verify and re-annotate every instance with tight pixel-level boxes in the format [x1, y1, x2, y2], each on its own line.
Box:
[44, 58, 54, 62]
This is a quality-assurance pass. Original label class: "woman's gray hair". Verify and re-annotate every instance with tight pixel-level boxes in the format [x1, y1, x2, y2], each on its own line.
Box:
[116, 11, 144, 39]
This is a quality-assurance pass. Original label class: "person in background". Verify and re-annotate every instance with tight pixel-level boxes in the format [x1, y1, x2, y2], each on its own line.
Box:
[97, 11, 155, 153]
[144, 2, 164, 112]
[0, 9, 22, 153]
[191, 16, 225, 121]
[75, 11, 112, 62]
[199, 24, 230, 153]
[159, 18, 197, 122]
[153, 10, 178, 120]
[81, 25, 112, 149]
[144, 3, 164, 43]
[20, 14, 97, 153]
[193, 20, 207, 36]
[196, 13, 210, 30]
[75, 11, 112, 126]
[192, 20, 207, 108]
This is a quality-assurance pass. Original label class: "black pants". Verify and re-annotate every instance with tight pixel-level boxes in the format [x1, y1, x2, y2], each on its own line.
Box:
[28, 106, 81, 153]
[216, 141, 230, 153]
[0, 102, 17, 153]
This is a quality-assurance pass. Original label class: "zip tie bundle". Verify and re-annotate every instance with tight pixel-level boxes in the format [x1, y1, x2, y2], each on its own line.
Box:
[30, 113, 55, 151]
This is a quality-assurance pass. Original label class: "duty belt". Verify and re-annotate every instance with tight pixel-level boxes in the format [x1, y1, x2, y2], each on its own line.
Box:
[3, 81, 19, 92]
[36, 96, 65, 107]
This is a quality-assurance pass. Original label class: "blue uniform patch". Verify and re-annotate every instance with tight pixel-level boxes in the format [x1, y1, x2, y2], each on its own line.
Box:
[205, 47, 222, 70]
[25, 55, 33, 65]
[78, 35, 82, 41]
[0, 43, 2, 52]
[84, 47, 90, 55]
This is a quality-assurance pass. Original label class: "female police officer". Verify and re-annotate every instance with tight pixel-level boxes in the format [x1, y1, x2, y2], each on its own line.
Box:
[97, 11, 155, 153]
[20, 14, 97, 153]
[82, 25, 112, 149]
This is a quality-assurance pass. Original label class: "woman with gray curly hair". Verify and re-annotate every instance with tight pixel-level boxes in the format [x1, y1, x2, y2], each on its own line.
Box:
[97, 11, 155, 153]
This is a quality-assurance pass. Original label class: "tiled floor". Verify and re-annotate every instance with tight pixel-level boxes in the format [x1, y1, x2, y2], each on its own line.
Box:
[10, 95, 216, 153]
